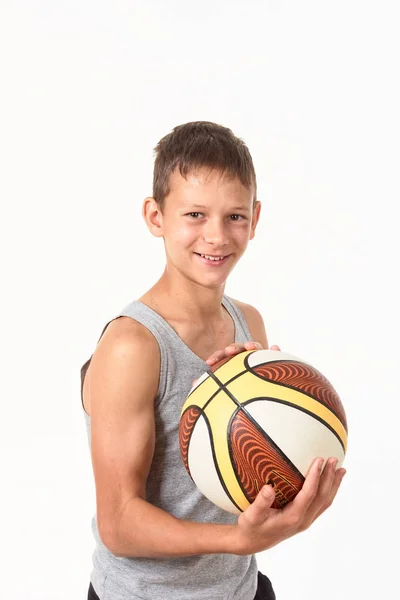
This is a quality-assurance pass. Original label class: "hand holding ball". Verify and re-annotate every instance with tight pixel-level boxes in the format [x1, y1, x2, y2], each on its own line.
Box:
[179, 349, 347, 515]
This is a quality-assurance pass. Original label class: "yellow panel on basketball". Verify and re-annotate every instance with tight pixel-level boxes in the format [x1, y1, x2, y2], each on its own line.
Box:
[208, 351, 248, 384]
[181, 373, 220, 412]
[203, 391, 250, 511]
[187, 413, 243, 515]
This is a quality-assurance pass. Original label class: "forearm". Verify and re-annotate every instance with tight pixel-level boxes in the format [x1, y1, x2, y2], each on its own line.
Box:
[106, 496, 241, 559]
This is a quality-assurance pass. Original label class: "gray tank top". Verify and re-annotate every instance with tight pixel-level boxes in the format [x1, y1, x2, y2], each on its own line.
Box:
[81, 294, 259, 600]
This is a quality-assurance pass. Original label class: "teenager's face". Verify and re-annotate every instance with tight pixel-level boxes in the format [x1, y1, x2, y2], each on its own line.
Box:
[145, 168, 261, 289]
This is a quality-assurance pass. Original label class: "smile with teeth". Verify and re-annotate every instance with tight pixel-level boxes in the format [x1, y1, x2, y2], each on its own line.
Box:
[199, 254, 226, 261]
[196, 252, 226, 262]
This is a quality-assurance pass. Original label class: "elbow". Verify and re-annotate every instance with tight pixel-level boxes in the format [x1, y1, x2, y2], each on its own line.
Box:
[98, 519, 123, 556]
[96, 496, 145, 558]
[98, 518, 141, 558]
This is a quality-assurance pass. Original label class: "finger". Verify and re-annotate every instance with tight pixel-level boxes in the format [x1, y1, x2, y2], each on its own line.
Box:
[269, 345, 281, 351]
[240, 485, 276, 527]
[319, 457, 339, 495]
[225, 340, 263, 355]
[225, 342, 261, 354]
[299, 457, 338, 527]
[285, 458, 324, 519]
[206, 342, 253, 365]
[225, 342, 259, 354]
[206, 342, 263, 366]
[205, 348, 234, 365]
[244, 341, 263, 351]
[313, 467, 346, 522]
[206, 353, 225, 365]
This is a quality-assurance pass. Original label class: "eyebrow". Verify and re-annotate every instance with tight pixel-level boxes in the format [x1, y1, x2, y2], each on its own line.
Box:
[184, 204, 250, 211]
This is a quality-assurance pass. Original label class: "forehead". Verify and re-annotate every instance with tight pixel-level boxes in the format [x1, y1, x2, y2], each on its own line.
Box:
[166, 167, 254, 207]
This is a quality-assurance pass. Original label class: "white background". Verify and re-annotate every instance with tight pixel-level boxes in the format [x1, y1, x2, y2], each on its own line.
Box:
[1, 1, 399, 599]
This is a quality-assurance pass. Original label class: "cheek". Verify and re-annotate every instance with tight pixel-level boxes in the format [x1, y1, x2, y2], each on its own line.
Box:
[179, 227, 196, 245]
[233, 223, 252, 241]
[166, 223, 197, 249]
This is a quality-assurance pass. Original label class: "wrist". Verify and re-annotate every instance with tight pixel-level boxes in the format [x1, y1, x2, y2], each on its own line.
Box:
[227, 524, 251, 556]
[199, 522, 248, 556]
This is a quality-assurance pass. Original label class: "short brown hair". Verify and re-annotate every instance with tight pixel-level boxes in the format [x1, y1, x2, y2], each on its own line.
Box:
[152, 121, 257, 211]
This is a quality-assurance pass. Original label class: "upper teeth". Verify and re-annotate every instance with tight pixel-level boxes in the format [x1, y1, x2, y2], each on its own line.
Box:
[201, 254, 224, 261]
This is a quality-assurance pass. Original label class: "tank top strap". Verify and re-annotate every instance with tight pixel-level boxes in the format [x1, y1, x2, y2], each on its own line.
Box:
[222, 294, 253, 342]
[116, 300, 177, 403]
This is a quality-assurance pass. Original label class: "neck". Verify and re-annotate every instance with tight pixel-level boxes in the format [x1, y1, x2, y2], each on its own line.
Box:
[145, 268, 227, 322]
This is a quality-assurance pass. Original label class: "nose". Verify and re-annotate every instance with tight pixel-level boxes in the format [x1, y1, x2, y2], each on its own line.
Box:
[202, 217, 229, 247]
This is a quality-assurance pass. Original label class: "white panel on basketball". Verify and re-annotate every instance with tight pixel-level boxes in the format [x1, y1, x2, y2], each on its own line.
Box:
[187, 414, 241, 515]
[247, 349, 313, 368]
[190, 371, 209, 392]
[244, 400, 345, 475]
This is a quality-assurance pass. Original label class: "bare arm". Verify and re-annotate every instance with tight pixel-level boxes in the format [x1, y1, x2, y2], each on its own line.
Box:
[87, 317, 238, 559]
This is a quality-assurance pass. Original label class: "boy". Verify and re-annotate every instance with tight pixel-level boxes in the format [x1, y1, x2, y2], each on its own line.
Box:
[80, 121, 345, 599]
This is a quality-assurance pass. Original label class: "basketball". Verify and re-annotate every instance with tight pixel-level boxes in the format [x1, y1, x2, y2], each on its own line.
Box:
[179, 349, 348, 515]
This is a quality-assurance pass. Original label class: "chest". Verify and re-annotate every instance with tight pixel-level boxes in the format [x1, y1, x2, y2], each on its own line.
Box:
[169, 318, 236, 362]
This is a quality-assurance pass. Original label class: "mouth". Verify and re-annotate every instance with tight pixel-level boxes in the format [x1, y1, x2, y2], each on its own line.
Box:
[194, 252, 231, 266]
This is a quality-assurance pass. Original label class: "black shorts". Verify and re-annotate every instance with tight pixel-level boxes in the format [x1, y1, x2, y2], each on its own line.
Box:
[87, 571, 276, 599]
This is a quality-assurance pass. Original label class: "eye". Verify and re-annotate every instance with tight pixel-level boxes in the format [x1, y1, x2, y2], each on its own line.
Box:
[229, 214, 245, 221]
[186, 212, 203, 218]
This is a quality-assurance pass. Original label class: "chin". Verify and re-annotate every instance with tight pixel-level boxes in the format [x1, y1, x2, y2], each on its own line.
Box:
[185, 270, 229, 289]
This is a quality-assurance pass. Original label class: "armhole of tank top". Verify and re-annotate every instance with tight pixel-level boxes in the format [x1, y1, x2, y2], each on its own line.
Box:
[223, 295, 253, 341]
[81, 314, 168, 413]
[116, 312, 168, 407]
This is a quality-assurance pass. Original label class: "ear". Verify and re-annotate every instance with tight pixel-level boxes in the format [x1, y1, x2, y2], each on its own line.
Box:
[249, 201, 261, 241]
[142, 197, 164, 238]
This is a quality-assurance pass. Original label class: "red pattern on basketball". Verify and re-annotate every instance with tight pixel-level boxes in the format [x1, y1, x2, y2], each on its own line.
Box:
[252, 361, 348, 431]
[230, 409, 304, 509]
[179, 406, 202, 476]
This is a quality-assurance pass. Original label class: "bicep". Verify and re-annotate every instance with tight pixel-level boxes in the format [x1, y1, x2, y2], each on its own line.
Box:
[87, 318, 160, 546]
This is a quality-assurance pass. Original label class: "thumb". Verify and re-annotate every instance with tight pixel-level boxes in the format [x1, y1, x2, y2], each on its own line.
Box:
[240, 485, 275, 527]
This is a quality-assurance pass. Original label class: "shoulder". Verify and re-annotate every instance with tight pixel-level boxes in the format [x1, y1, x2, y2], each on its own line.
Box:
[93, 316, 160, 371]
[229, 298, 269, 348]
[103, 315, 158, 345]
[84, 316, 161, 417]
